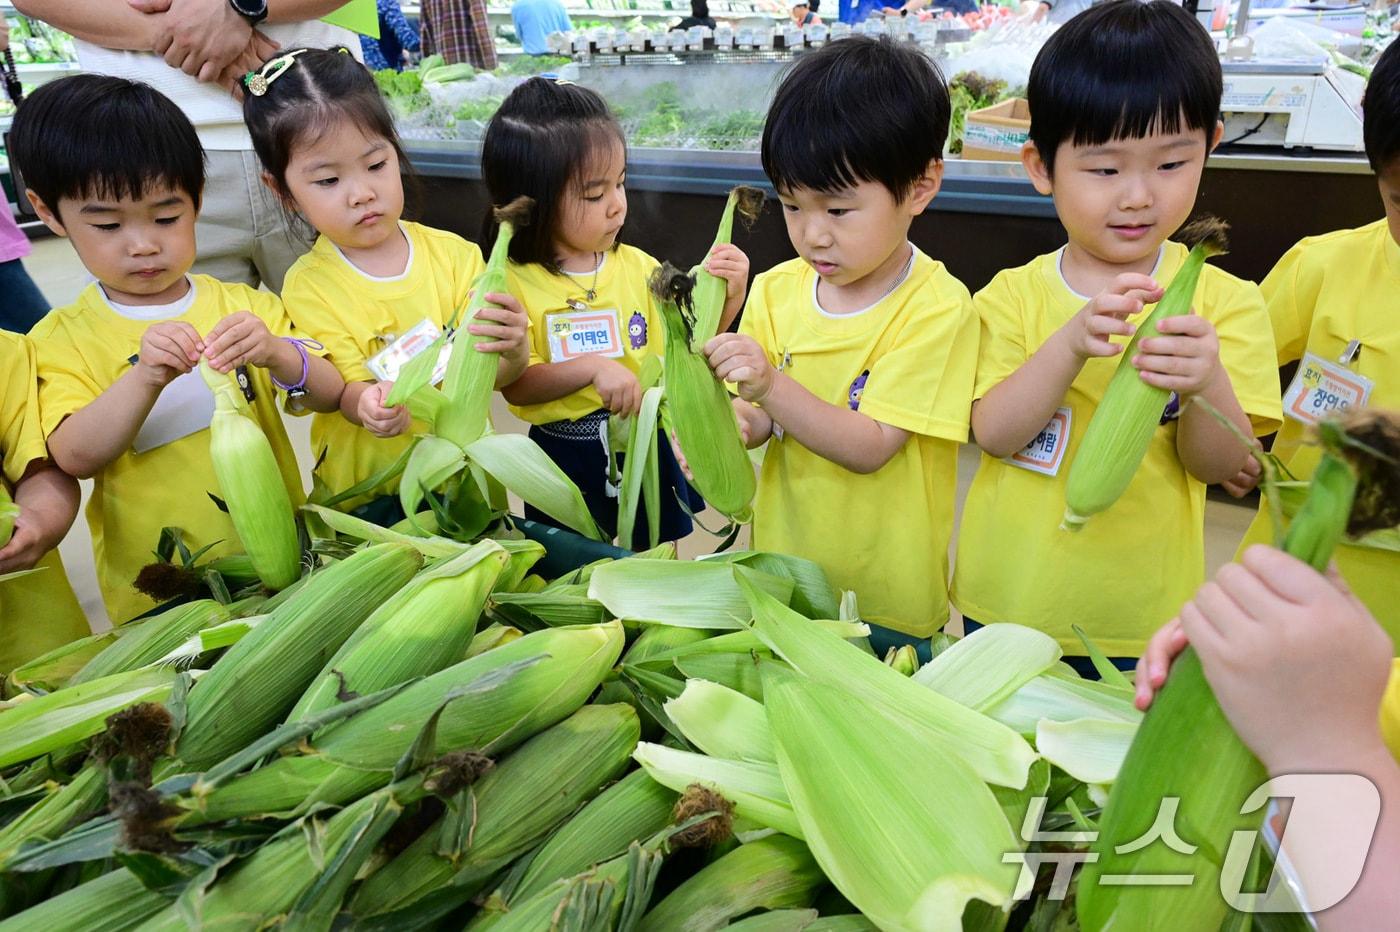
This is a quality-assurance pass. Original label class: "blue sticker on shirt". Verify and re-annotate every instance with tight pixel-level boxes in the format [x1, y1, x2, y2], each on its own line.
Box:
[1159, 392, 1181, 425]
[848, 370, 870, 411]
[628, 311, 648, 350]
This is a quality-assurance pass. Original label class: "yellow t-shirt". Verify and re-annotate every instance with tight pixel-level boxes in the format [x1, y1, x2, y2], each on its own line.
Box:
[32, 277, 305, 625]
[280, 223, 486, 508]
[1236, 220, 1400, 649]
[740, 251, 979, 638]
[0, 332, 90, 672]
[951, 244, 1283, 656]
[506, 245, 663, 425]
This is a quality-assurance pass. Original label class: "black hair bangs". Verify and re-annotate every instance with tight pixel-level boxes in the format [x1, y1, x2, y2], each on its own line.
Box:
[761, 36, 948, 200]
[1364, 40, 1400, 171]
[9, 75, 205, 218]
[480, 78, 627, 268]
[1028, 0, 1221, 173]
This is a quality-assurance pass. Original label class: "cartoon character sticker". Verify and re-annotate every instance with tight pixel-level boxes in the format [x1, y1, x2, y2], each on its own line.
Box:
[848, 370, 870, 411]
[628, 311, 648, 350]
[1159, 391, 1181, 425]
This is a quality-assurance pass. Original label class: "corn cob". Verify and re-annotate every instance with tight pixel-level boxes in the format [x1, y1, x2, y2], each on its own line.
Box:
[1079, 411, 1400, 931]
[0, 765, 106, 869]
[0, 667, 183, 769]
[651, 263, 756, 522]
[505, 769, 679, 905]
[0, 481, 17, 549]
[285, 540, 507, 721]
[639, 834, 824, 932]
[1062, 219, 1229, 530]
[0, 868, 168, 932]
[350, 703, 640, 921]
[69, 600, 228, 686]
[191, 622, 624, 822]
[198, 358, 302, 588]
[173, 543, 423, 769]
[434, 197, 533, 447]
[689, 186, 764, 352]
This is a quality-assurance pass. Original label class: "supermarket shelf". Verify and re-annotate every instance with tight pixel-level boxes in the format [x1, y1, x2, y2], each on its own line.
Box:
[16, 60, 82, 81]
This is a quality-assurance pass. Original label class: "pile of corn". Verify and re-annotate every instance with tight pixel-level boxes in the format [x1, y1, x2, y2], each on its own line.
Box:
[0, 513, 1152, 931]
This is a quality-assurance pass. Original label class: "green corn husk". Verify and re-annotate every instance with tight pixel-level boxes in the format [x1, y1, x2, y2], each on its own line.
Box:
[911, 623, 1062, 712]
[674, 652, 768, 702]
[301, 503, 472, 559]
[192, 623, 625, 822]
[138, 780, 415, 932]
[588, 559, 794, 629]
[987, 670, 1141, 738]
[434, 197, 533, 447]
[1079, 411, 1400, 931]
[7, 632, 121, 694]
[639, 835, 824, 932]
[690, 186, 764, 351]
[0, 765, 107, 869]
[505, 770, 678, 905]
[1062, 219, 1229, 530]
[739, 573, 1036, 789]
[350, 703, 640, 921]
[724, 911, 820, 932]
[155, 614, 270, 668]
[762, 666, 1023, 931]
[70, 601, 229, 686]
[173, 543, 424, 769]
[464, 432, 606, 541]
[665, 678, 774, 762]
[490, 586, 606, 628]
[286, 541, 507, 721]
[651, 264, 755, 522]
[0, 868, 168, 932]
[0, 667, 183, 769]
[465, 623, 523, 658]
[198, 359, 302, 588]
[468, 840, 664, 932]
[706, 551, 840, 621]
[633, 743, 802, 839]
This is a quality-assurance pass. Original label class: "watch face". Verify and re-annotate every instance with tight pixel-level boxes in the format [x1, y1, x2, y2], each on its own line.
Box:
[233, 0, 268, 16]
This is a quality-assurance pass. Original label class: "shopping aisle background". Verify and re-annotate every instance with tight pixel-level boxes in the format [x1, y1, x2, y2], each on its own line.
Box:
[24, 235, 1256, 633]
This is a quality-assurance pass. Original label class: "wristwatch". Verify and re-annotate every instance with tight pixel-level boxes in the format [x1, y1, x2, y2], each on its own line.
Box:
[228, 0, 270, 26]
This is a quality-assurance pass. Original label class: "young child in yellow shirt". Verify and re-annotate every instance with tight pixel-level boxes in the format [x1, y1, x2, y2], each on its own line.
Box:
[0, 331, 89, 673]
[1220, 40, 1400, 648]
[242, 47, 530, 522]
[487, 78, 750, 548]
[11, 76, 344, 625]
[705, 37, 979, 654]
[950, 0, 1282, 673]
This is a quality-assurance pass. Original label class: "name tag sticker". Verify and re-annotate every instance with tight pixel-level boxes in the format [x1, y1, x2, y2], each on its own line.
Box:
[366, 319, 452, 385]
[1005, 406, 1072, 477]
[546, 309, 624, 361]
[1283, 351, 1372, 426]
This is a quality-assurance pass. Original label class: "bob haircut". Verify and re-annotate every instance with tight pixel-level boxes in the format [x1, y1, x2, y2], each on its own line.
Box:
[1027, 0, 1222, 174]
[9, 74, 204, 219]
[761, 36, 949, 201]
[480, 78, 627, 268]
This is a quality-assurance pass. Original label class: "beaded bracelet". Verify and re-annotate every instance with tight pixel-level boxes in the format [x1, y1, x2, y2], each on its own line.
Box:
[271, 337, 324, 398]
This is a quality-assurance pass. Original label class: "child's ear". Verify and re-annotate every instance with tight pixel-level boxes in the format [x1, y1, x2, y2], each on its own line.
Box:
[1207, 120, 1225, 155]
[906, 157, 944, 214]
[26, 193, 68, 238]
[1021, 142, 1054, 196]
[260, 170, 295, 208]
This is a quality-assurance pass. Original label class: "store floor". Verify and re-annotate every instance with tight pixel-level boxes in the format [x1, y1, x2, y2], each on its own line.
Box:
[22, 235, 1257, 634]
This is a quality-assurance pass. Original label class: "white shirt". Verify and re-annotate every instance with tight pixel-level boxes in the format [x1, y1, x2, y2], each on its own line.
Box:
[76, 22, 359, 151]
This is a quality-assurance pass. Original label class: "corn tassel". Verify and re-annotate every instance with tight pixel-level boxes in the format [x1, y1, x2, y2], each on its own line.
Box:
[1062, 219, 1229, 530]
[639, 835, 824, 932]
[173, 542, 423, 769]
[350, 703, 640, 921]
[285, 540, 507, 721]
[191, 622, 624, 822]
[435, 197, 532, 446]
[198, 358, 301, 588]
[651, 264, 755, 522]
[1079, 412, 1400, 931]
